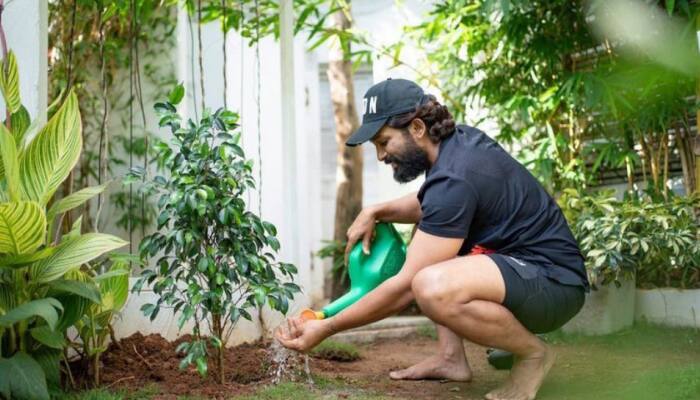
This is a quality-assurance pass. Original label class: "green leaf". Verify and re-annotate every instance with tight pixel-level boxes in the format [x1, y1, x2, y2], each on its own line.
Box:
[195, 357, 208, 376]
[98, 261, 130, 311]
[0, 201, 46, 255]
[19, 91, 82, 205]
[29, 233, 127, 283]
[47, 182, 109, 223]
[666, 0, 675, 15]
[0, 51, 21, 114]
[54, 293, 90, 332]
[30, 326, 65, 349]
[0, 123, 20, 199]
[47, 279, 101, 304]
[9, 105, 31, 145]
[32, 347, 61, 390]
[0, 352, 50, 400]
[0, 298, 63, 330]
[168, 83, 185, 105]
[0, 246, 55, 268]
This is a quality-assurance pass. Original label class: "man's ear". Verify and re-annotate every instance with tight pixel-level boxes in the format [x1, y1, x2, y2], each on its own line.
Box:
[409, 118, 427, 141]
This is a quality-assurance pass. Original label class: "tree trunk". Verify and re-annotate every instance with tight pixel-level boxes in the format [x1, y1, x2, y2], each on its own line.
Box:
[327, 4, 363, 299]
[213, 314, 224, 384]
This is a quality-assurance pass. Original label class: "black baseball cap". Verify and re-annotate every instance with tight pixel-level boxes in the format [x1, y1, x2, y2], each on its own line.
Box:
[346, 78, 427, 146]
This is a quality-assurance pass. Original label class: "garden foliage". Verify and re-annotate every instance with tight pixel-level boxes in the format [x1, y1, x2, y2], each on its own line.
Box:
[0, 51, 127, 399]
[560, 189, 700, 289]
[132, 85, 300, 383]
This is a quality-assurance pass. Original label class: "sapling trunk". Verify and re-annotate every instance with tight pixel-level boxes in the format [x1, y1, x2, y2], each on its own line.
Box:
[213, 314, 224, 384]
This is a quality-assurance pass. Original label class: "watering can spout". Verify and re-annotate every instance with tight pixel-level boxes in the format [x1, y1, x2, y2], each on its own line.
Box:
[300, 308, 325, 320]
[298, 223, 406, 321]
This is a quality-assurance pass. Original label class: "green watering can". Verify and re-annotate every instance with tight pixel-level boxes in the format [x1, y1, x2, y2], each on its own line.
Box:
[301, 222, 407, 321]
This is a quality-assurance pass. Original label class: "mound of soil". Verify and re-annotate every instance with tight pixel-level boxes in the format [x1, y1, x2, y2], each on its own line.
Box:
[69, 332, 341, 399]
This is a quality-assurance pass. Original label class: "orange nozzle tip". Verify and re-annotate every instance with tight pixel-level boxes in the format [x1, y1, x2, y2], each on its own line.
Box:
[300, 308, 323, 320]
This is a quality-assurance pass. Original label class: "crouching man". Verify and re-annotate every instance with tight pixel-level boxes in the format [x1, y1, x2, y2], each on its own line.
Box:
[275, 78, 588, 400]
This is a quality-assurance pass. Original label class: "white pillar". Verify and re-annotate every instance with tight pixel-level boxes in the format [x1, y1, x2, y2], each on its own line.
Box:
[0, 0, 48, 126]
[280, 0, 300, 271]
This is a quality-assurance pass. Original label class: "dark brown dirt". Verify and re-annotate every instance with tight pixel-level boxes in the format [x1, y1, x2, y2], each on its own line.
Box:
[71, 332, 501, 399]
[69, 332, 346, 399]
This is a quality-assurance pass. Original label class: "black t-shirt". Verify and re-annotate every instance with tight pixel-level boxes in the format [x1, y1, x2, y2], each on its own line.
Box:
[417, 125, 589, 290]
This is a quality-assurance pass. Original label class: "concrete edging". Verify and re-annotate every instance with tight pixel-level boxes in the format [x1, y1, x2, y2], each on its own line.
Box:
[635, 288, 700, 328]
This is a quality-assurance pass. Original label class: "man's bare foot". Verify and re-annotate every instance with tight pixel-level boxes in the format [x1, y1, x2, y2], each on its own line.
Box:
[389, 353, 472, 382]
[484, 345, 556, 400]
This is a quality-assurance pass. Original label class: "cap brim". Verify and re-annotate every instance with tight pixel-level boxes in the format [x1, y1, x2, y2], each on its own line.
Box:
[345, 118, 388, 146]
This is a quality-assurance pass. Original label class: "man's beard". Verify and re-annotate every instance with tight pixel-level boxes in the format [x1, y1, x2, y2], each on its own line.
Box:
[385, 135, 431, 183]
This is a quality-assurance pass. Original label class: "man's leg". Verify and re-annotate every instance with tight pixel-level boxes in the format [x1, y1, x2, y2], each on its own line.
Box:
[411, 255, 555, 400]
[389, 323, 472, 381]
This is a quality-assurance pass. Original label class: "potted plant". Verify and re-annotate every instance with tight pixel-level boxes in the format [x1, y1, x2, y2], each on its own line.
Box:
[131, 85, 300, 384]
[558, 189, 638, 335]
[633, 196, 700, 328]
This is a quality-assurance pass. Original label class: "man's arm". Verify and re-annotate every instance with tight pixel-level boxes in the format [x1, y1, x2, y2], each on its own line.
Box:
[275, 229, 463, 351]
[345, 191, 421, 263]
[331, 229, 462, 331]
[370, 191, 422, 224]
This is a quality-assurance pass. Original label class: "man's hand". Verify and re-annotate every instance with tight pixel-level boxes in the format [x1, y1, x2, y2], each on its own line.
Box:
[345, 207, 377, 266]
[274, 317, 334, 353]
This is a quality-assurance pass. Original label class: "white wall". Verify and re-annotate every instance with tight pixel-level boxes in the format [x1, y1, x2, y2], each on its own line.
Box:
[0, 0, 47, 126]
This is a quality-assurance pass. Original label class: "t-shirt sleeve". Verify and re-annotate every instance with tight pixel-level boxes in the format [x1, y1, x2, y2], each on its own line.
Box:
[418, 174, 478, 238]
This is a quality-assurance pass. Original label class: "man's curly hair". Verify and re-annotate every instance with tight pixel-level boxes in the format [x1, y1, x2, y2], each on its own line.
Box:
[386, 95, 456, 143]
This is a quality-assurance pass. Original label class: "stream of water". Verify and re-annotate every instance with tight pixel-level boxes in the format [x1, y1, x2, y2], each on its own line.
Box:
[269, 340, 314, 385]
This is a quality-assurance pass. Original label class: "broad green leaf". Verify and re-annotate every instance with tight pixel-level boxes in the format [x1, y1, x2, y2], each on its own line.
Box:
[0, 201, 46, 255]
[19, 91, 82, 205]
[0, 352, 50, 400]
[0, 282, 14, 313]
[99, 261, 130, 311]
[29, 233, 127, 283]
[0, 298, 63, 330]
[47, 182, 109, 223]
[9, 105, 30, 145]
[0, 246, 55, 268]
[0, 123, 20, 200]
[0, 51, 21, 114]
[54, 293, 90, 332]
[32, 347, 61, 390]
[47, 279, 101, 304]
[30, 325, 65, 349]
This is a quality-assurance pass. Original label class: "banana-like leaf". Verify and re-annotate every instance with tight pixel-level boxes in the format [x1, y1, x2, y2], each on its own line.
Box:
[0, 123, 20, 200]
[0, 201, 46, 255]
[99, 261, 130, 312]
[0, 51, 21, 114]
[0, 246, 55, 269]
[0, 282, 14, 313]
[0, 352, 50, 400]
[30, 325, 65, 349]
[47, 279, 101, 304]
[19, 91, 82, 205]
[29, 233, 127, 284]
[54, 293, 90, 333]
[46, 182, 108, 232]
[0, 298, 63, 330]
[32, 347, 62, 390]
[8, 105, 30, 145]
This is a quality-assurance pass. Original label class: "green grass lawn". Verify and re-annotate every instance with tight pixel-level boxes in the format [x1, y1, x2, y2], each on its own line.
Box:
[60, 323, 700, 400]
[537, 324, 700, 400]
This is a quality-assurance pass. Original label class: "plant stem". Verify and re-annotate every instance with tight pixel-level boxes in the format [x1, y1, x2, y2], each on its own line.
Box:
[197, 0, 205, 113]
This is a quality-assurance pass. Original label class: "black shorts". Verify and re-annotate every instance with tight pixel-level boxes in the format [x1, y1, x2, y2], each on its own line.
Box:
[487, 254, 585, 334]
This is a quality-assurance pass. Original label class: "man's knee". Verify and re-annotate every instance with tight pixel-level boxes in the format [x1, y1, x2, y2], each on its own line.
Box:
[412, 267, 453, 309]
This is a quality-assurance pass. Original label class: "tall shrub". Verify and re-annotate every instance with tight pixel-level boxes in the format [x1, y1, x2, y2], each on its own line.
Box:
[133, 86, 300, 384]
